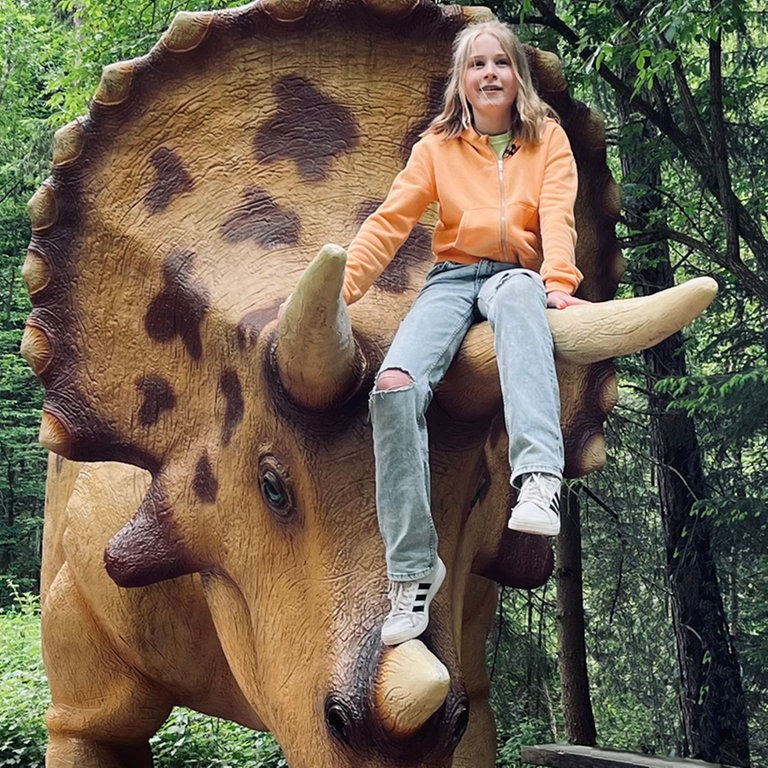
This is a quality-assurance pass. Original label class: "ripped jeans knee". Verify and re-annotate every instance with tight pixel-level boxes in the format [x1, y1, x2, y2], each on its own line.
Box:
[374, 367, 414, 393]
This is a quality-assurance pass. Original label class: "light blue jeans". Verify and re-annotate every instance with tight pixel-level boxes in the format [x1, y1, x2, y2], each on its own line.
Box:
[370, 260, 563, 581]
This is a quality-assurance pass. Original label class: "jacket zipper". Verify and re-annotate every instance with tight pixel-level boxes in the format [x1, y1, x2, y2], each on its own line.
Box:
[498, 156, 509, 261]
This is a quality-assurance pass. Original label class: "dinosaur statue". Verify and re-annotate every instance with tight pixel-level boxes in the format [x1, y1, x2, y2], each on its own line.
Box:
[20, 0, 716, 765]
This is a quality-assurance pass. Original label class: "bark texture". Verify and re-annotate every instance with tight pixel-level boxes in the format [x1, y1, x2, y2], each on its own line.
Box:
[618, 103, 750, 766]
[556, 486, 597, 745]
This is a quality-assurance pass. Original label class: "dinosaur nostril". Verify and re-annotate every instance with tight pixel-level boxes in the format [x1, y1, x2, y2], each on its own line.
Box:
[324, 693, 355, 745]
[453, 702, 469, 742]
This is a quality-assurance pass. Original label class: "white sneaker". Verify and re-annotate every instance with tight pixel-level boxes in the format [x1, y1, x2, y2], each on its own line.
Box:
[508, 473, 562, 536]
[381, 558, 446, 646]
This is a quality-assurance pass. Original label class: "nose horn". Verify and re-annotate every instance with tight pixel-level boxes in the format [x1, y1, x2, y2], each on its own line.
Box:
[324, 640, 469, 762]
[375, 640, 470, 758]
[374, 639, 451, 736]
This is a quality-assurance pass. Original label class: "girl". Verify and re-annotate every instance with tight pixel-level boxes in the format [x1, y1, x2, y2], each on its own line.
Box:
[342, 20, 587, 646]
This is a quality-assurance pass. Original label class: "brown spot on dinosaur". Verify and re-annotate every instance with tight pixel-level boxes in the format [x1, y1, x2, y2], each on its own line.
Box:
[220, 187, 300, 249]
[355, 200, 432, 294]
[144, 147, 194, 214]
[193, 451, 218, 503]
[219, 369, 244, 446]
[145, 248, 210, 359]
[253, 75, 359, 182]
[136, 374, 176, 426]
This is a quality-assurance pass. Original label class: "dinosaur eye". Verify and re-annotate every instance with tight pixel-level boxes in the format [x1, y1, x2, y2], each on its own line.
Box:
[258, 456, 294, 519]
[262, 470, 286, 507]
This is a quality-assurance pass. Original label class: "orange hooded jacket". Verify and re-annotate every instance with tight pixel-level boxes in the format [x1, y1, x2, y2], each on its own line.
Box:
[343, 118, 582, 305]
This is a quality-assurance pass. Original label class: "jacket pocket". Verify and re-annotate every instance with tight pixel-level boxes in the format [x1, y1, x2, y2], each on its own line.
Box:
[507, 202, 540, 269]
[455, 203, 538, 259]
[505, 201, 537, 231]
[454, 208, 501, 258]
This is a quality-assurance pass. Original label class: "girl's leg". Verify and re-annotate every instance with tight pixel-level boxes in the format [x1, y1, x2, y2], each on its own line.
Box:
[371, 262, 479, 582]
[476, 268, 564, 482]
[373, 263, 481, 645]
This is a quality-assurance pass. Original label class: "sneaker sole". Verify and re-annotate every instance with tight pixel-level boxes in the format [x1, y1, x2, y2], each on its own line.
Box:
[381, 559, 447, 646]
[508, 515, 560, 537]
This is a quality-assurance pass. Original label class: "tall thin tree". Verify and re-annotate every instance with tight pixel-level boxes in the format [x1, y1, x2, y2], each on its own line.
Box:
[555, 486, 597, 744]
[616, 97, 750, 765]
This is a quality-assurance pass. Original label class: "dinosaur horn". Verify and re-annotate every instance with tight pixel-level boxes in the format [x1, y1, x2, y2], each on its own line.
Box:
[373, 639, 450, 738]
[276, 244, 366, 409]
[437, 276, 718, 418]
[548, 276, 718, 364]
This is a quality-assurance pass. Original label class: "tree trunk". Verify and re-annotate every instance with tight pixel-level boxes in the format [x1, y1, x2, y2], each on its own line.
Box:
[646, 333, 750, 766]
[556, 486, 597, 745]
[617, 98, 750, 766]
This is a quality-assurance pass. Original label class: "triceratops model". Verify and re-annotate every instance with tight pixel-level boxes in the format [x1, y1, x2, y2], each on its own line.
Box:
[21, 0, 716, 766]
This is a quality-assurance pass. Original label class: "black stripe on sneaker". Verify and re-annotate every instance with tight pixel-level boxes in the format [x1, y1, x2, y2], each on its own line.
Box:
[411, 584, 431, 612]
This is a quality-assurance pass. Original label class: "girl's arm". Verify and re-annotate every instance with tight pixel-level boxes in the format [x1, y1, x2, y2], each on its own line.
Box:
[343, 140, 437, 304]
[538, 124, 583, 298]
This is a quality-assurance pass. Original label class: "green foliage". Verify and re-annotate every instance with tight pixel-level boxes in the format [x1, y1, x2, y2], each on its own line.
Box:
[0, 585, 288, 768]
[655, 367, 768, 442]
[581, 449, 684, 754]
[0, 0, 55, 606]
[46, 0, 244, 122]
[0, 311, 46, 603]
[150, 711, 287, 768]
[488, 587, 559, 767]
[489, 587, 558, 725]
[496, 717, 552, 767]
[0, 585, 47, 767]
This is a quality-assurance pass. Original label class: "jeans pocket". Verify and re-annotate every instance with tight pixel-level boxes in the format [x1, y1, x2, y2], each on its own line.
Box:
[425, 260, 461, 281]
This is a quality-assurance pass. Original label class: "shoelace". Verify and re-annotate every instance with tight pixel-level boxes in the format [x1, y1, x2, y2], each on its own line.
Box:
[520, 472, 552, 504]
[520, 473, 560, 506]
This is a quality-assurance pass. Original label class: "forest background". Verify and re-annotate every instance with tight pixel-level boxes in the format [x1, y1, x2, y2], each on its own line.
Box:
[0, 0, 766, 766]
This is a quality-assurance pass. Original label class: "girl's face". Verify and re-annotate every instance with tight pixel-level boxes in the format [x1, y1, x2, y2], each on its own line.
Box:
[463, 32, 518, 135]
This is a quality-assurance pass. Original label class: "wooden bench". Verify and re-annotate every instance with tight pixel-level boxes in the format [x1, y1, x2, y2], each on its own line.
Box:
[521, 744, 736, 768]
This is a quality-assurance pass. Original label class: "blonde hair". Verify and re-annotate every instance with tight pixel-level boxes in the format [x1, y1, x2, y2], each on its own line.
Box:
[427, 20, 554, 144]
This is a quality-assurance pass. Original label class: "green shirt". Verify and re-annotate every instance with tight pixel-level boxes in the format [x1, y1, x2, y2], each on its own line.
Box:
[488, 130, 513, 158]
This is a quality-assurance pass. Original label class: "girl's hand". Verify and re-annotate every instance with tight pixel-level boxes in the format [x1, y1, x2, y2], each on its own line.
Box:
[546, 290, 591, 310]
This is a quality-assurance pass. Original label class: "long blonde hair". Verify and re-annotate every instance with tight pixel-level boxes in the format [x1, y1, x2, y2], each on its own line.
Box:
[427, 20, 554, 144]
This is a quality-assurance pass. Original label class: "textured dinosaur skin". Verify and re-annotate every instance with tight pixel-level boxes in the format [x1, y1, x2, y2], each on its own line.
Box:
[20, 1, 696, 766]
